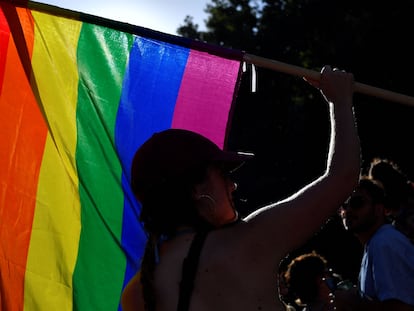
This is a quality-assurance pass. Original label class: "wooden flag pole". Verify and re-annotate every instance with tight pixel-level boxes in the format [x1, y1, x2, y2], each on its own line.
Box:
[243, 53, 414, 107]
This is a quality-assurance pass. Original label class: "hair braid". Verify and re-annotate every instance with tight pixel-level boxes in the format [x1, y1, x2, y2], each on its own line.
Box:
[140, 236, 157, 311]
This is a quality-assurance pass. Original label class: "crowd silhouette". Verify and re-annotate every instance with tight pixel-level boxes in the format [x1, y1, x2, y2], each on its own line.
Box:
[278, 158, 414, 310]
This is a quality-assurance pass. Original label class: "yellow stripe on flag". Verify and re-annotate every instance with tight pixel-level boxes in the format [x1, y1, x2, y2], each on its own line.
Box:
[25, 12, 82, 310]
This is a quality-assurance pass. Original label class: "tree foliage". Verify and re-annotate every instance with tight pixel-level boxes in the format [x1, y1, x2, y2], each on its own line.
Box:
[177, 0, 414, 200]
[177, 0, 414, 282]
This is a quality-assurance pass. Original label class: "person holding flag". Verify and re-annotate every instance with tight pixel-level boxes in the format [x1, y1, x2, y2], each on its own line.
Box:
[122, 65, 360, 311]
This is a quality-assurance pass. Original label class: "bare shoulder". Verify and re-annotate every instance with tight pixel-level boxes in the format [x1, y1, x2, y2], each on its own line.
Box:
[240, 174, 354, 257]
[121, 271, 145, 311]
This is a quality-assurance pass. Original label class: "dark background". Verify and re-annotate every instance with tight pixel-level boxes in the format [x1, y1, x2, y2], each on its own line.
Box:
[177, 0, 414, 284]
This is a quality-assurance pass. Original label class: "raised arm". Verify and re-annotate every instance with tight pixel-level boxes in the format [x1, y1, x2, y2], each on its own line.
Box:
[242, 65, 361, 257]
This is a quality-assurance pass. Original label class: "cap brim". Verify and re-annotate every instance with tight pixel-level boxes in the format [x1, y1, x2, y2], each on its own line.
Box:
[214, 151, 254, 173]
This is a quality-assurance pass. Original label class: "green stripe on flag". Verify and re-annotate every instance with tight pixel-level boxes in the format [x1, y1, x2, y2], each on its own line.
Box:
[73, 23, 133, 310]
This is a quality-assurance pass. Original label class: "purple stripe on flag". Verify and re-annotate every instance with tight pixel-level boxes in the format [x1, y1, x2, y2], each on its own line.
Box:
[171, 49, 241, 148]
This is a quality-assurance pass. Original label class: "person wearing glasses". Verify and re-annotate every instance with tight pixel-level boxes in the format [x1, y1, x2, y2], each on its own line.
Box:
[338, 177, 414, 310]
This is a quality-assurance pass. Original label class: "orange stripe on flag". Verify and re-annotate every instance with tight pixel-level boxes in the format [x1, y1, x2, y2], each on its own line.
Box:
[0, 7, 48, 311]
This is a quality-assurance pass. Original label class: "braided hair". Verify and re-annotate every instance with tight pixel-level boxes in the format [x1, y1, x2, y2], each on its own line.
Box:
[133, 165, 212, 311]
[129, 129, 252, 310]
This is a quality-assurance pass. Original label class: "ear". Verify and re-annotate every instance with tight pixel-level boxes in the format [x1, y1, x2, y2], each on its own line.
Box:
[191, 172, 211, 200]
[375, 203, 391, 220]
[192, 184, 205, 201]
[376, 202, 390, 215]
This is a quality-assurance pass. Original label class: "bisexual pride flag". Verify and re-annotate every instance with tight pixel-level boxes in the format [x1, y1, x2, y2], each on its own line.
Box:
[0, 1, 243, 310]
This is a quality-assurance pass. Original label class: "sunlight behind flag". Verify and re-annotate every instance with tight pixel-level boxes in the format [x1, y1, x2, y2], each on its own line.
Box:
[0, 1, 243, 310]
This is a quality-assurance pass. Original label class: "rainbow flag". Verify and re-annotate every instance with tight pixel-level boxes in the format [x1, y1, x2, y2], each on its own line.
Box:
[0, 1, 243, 310]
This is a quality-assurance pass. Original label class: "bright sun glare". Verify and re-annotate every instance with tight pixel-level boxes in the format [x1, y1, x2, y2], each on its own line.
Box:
[43, 0, 208, 35]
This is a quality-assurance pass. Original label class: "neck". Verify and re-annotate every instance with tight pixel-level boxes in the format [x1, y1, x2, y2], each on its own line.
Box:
[356, 222, 386, 245]
[220, 213, 241, 228]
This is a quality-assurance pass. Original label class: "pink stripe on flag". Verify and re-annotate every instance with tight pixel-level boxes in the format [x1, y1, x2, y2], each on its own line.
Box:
[172, 49, 240, 148]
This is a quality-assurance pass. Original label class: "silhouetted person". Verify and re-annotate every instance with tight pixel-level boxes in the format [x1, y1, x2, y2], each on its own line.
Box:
[121, 66, 360, 311]
[284, 251, 354, 311]
[338, 176, 414, 310]
[368, 157, 414, 242]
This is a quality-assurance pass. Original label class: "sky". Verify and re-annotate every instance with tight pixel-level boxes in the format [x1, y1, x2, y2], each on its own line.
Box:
[43, 0, 209, 35]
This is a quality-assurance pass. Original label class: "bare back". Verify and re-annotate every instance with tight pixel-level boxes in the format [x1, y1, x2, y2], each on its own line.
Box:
[153, 223, 287, 311]
[121, 66, 360, 311]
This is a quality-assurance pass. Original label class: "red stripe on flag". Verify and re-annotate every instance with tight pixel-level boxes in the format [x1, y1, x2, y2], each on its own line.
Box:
[0, 8, 10, 91]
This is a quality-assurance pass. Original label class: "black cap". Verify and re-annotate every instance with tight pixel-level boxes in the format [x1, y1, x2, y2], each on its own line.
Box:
[131, 128, 253, 201]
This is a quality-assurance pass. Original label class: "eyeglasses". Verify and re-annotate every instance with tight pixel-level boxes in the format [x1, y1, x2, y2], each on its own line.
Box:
[341, 195, 365, 210]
